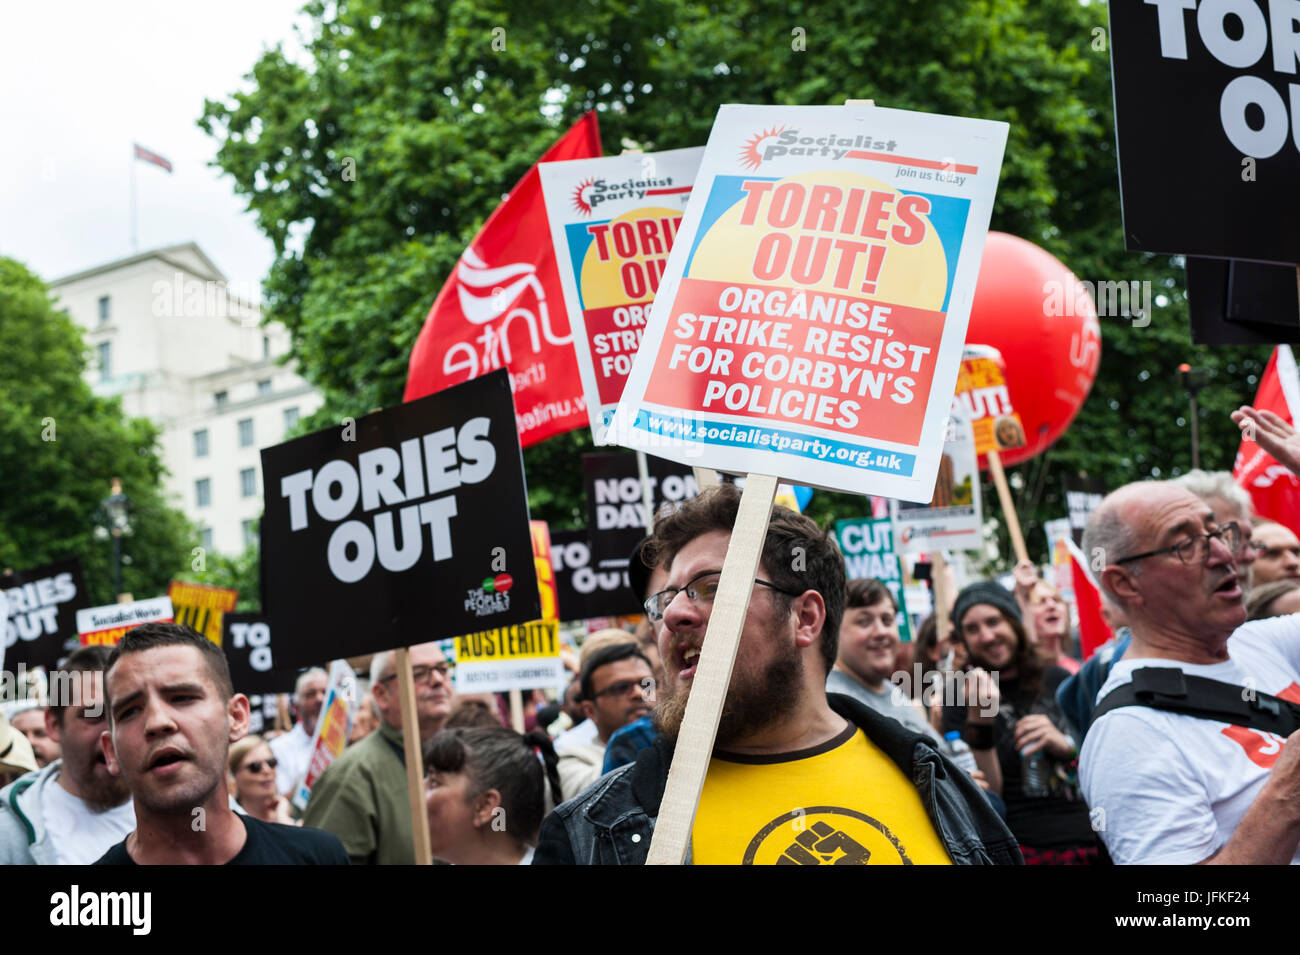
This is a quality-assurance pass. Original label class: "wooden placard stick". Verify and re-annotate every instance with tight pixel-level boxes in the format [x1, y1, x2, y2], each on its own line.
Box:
[931, 551, 954, 644]
[508, 688, 526, 733]
[394, 646, 433, 865]
[646, 472, 778, 864]
[692, 466, 720, 490]
[636, 449, 656, 534]
[986, 449, 1029, 564]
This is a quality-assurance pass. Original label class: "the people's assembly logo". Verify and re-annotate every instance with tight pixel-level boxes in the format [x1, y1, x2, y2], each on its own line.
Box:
[743, 807, 914, 865]
[465, 573, 513, 617]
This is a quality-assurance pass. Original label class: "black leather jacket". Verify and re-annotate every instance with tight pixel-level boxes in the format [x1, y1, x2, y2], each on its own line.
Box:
[533, 692, 1023, 865]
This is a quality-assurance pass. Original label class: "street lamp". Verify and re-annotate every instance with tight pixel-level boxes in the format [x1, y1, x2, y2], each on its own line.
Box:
[102, 477, 132, 601]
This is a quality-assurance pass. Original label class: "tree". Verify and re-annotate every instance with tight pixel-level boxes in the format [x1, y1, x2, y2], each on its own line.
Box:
[0, 258, 197, 606]
[202, 0, 1268, 554]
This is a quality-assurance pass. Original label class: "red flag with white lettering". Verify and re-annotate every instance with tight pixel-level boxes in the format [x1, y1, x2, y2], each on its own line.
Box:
[1234, 346, 1300, 538]
[1063, 536, 1113, 661]
[404, 114, 602, 446]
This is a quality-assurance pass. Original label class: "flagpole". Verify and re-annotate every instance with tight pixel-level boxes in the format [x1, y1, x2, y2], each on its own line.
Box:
[130, 146, 138, 252]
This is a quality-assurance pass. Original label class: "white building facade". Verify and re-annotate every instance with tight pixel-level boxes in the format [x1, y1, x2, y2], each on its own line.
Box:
[51, 243, 324, 556]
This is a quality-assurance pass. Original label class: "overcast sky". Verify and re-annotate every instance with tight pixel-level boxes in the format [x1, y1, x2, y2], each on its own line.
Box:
[0, 0, 310, 291]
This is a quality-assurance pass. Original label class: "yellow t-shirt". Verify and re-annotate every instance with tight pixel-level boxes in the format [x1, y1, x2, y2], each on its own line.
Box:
[691, 724, 953, 865]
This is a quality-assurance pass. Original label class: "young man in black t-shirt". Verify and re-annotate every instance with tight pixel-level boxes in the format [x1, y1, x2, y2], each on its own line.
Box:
[94, 624, 348, 866]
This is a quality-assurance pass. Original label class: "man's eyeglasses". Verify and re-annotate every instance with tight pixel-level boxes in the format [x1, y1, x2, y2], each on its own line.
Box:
[379, 663, 453, 686]
[241, 758, 278, 774]
[590, 679, 651, 700]
[1113, 522, 1247, 566]
[643, 570, 801, 622]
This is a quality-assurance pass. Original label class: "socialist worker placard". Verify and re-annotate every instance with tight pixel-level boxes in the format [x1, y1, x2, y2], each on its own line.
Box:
[607, 104, 1007, 502]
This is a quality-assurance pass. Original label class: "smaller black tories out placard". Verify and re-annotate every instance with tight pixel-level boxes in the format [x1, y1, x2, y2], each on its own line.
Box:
[3, 558, 90, 670]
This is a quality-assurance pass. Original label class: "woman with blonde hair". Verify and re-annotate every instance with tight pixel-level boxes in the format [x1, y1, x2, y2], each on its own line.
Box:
[228, 735, 298, 825]
[1013, 561, 1080, 675]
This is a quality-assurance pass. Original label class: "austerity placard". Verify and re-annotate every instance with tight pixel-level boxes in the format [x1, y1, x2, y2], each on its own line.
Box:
[167, 581, 238, 646]
[77, 597, 173, 647]
[835, 516, 912, 640]
[891, 410, 983, 553]
[452, 521, 565, 693]
[582, 451, 700, 562]
[1108, 0, 1300, 263]
[608, 103, 1008, 501]
[221, 613, 297, 696]
[550, 528, 643, 620]
[2, 559, 90, 669]
[540, 147, 705, 442]
[260, 370, 540, 667]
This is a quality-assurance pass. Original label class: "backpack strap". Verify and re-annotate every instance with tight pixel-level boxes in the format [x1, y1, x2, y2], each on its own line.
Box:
[1092, 667, 1300, 738]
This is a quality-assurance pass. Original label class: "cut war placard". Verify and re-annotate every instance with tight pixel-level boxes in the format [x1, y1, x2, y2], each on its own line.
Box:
[260, 370, 539, 667]
[2, 559, 90, 670]
[540, 147, 704, 442]
[167, 581, 238, 646]
[835, 516, 912, 640]
[77, 597, 173, 647]
[608, 104, 1008, 501]
[891, 410, 983, 553]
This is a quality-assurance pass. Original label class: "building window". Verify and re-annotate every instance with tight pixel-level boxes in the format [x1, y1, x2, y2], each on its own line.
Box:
[242, 520, 257, 548]
[200, 528, 213, 551]
[263, 335, 271, 359]
[196, 478, 211, 508]
[257, 379, 272, 395]
[240, 467, 257, 498]
[215, 391, 228, 409]
[238, 418, 254, 447]
[284, 406, 300, 430]
[194, 429, 209, 458]
[97, 341, 111, 381]
[98, 295, 111, 324]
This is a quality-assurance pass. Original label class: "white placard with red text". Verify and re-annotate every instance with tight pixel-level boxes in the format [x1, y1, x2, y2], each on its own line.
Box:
[539, 148, 704, 443]
[607, 104, 1007, 501]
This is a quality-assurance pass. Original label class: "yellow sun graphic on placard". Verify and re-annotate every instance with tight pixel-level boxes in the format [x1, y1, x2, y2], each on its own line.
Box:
[579, 206, 683, 310]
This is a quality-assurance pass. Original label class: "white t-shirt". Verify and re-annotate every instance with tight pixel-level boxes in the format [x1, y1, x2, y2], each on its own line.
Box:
[270, 723, 313, 796]
[43, 778, 136, 865]
[1080, 615, 1300, 865]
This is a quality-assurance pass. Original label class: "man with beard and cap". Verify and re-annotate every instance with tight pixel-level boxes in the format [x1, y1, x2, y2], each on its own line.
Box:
[0, 646, 137, 864]
[534, 485, 1019, 865]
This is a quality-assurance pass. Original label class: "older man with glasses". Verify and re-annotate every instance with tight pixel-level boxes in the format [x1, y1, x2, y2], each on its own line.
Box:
[302, 642, 454, 864]
[1080, 478, 1300, 864]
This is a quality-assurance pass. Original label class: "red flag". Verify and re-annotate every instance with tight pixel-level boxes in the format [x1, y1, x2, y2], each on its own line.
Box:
[1234, 346, 1300, 538]
[1063, 536, 1113, 661]
[133, 143, 173, 173]
[404, 114, 602, 446]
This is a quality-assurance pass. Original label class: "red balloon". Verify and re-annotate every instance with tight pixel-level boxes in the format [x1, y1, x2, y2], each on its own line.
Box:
[965, 232, 1102, 468]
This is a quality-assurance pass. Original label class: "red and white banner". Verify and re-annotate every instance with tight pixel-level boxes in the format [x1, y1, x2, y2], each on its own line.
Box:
[404, 114, 603, 447]
[1234, 346, 1300, 538]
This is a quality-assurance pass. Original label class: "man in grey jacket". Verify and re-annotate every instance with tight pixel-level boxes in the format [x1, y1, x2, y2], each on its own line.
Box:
[0, 646, 135, 864]
[535, 486, 1020, 865]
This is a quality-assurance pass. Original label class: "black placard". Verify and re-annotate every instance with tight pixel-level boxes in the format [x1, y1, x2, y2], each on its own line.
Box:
[2, 558, 90, 670]
[1063, 474, 1108, 546]
[582, 452, 699, 563]
[259, 371, 540, 667]
[221, 612, 299, 696]
[1108, 0, 1300, 263]
[1188, 256, 1300, 345]
[550, 528, 643, 620]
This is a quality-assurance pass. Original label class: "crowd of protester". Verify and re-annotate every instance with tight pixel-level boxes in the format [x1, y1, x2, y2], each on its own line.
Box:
[4, 405, 1300, 864]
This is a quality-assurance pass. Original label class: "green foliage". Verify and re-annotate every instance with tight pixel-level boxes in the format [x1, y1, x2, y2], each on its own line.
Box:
[202, 0, 1270, 559]
[175, 542, 262, 612]
[0, 258, 198, 605]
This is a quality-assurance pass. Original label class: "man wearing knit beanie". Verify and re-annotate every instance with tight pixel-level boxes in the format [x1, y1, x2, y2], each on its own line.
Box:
[944, 580, 1100, 864]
